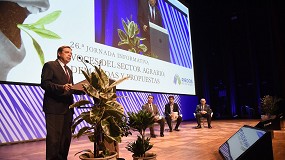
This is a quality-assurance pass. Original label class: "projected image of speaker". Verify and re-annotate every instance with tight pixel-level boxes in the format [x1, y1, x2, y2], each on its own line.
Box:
[149, 22, 171, 62]
[219, 125, 273, 160]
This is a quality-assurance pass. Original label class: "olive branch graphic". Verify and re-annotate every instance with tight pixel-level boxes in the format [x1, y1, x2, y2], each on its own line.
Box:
[17, 10, 62, 65]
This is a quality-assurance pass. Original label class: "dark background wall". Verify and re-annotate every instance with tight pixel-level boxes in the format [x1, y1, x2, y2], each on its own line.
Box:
[178, 0, 285, 119]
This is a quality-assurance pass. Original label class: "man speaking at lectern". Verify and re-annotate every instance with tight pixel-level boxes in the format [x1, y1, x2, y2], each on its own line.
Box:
[41, 45, 74, 160]
[138, 0, 163, 53]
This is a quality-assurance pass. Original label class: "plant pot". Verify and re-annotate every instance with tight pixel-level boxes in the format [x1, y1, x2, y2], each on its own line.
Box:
[79, 152, 117, 160]
[132, 153, 157, 160]
[261, 114, 276, 121]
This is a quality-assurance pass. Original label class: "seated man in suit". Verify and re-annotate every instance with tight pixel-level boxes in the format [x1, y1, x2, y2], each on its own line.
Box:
[195, 98, 212, 129]
[165, 96, 182, 132]
[142, 95, 165, 138]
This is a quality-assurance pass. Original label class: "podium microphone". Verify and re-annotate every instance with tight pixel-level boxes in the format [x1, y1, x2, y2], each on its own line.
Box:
[98, 59, 103, 68]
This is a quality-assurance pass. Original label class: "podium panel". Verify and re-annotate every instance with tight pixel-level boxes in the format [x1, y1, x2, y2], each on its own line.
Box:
[219, 125, 273, 160]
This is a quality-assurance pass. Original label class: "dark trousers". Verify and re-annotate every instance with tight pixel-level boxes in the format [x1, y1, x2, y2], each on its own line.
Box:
[149, 117, 165, 135]
[45, 111, 73, 160]
[196, 112, 211, 126]
[165, 115, 182, 130]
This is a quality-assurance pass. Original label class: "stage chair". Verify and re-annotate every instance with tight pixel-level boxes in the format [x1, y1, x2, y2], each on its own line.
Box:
[193, 112, 213, 128]
[164, 114, 183, 132]
[170, 114, 183, 130]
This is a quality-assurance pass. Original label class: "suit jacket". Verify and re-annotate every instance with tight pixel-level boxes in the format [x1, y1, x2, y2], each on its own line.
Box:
[41, 60, 74, 114]
[138, 1, 163, 37]
[142, 103, 160, 117]
[195, 104, 212, 114]
[165, 103, 180, 117]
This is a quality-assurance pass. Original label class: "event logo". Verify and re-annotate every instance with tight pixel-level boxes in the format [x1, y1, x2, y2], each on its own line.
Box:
[173, 74, 193, 86]
[173, 74, 181, 85]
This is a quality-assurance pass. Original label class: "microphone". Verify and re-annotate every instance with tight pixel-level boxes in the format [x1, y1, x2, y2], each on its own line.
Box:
[98, 59, 103, 68]
[77, 56, 88, 70]
[78, 55, 99, 68]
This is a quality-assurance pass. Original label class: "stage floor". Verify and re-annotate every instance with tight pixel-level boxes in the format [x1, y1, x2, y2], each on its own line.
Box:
[0, 119, 284, 160]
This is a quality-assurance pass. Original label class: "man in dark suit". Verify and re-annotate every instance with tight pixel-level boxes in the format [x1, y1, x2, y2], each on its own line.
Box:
[142, 95, 165, 138]
[195, 98, 212, 129]
[165, 96, 182, 132]
[138, 0, 163, 53]
[41, 45, 74, 160]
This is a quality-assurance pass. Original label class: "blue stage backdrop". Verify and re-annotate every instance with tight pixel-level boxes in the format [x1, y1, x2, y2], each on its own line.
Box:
[0, 83, 197, 144]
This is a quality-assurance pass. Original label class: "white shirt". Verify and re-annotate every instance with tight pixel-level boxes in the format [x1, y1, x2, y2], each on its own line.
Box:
[170, 104, 174, 114]
[58, 59, 69, 77]
[149, 4, 155, 20]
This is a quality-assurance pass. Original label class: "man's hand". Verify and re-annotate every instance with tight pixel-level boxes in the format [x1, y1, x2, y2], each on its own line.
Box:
[200, 111, 207, 114]
[171, 114, 178, 120]
[63, 83, 72, 91]
[154, 115, 160, 121]
[143, 25, 148, 32]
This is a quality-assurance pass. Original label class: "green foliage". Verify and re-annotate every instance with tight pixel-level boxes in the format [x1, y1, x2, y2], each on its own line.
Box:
[126, 110, 155, 157]
[260, 95, 282, 115]
[70, 64, 130, 158]
[126, 136, 153, 157]
[127, 110, 154, 135]
[118, 17, 147, 53]
[17, 10, 62, 65]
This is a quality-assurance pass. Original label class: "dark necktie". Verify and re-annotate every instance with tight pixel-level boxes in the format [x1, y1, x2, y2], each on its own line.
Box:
[152, 7, 155, 21]
[149, 104, 153, 112]
[64, 65, 70, 82]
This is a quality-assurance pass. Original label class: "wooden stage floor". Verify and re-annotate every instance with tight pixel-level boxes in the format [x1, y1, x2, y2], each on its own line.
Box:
[0, 119, 284, 160]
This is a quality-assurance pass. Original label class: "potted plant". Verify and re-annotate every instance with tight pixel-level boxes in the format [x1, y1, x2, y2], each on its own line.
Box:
[126, 110, 157, 160]
[260, 95, 282, 120]
[118, 17, 147, 54]
[117, 17, 159, 59]
[69, 64, 129, 159]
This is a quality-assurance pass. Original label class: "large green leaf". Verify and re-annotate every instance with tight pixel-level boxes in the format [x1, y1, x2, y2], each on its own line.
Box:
[97, 67, 109, 88]
[122, 19, 128, 33]
[93, 66, 106, 90]
[33, 10, 62, 26]
[105, 101, 124, 114]
[71, 118, 84, 133]
[107, 77, 130, 91]
[82, 84, 99, 99]
[72, 111, 93, 127]
[90, 107, 105, 124]
[104, 105, 125, 119]
[73, 111, 90, 122]
[118, 29, 127, 41]
[134, 37, 140, 47]
[98, 92, 114, 102]
[90, 72, 100, 90]
[101, 117, 122, 143]
[134, 23, 140, 35]
[128, 48, 136, 53]
[128, 21, 135, 38]
[32, 28, 61, 39]
[69, 100, 90, 109]
[118, 40, 129, 46]
[31, 37, 45, 65]
[75, 126, 91, 139]
[82, 70, 91, 83]
[138, 44, 148, 52]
